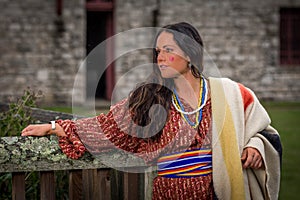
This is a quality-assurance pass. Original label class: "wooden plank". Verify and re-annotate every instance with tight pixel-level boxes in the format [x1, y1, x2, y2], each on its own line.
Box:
[97, 169, 111, 200]
[69, 170, 83, 200]
[123, 172, 139, 200]
[82, 169, 112, 200]
[12, 172, 25, 200]
[40, 171, 55, 200]
[111, 170, 123, 200]
[144, 172, 156, 200]
[82, 169, 99, 200]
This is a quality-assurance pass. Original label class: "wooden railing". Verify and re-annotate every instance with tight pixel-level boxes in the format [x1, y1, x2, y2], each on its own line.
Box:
[0, 136, 155, 200]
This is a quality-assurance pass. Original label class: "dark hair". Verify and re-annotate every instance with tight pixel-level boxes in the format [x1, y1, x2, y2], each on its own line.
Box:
[128, 22, 204, 138]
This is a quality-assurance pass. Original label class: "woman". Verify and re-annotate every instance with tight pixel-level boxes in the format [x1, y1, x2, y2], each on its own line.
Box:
[22, 22, 281, 200]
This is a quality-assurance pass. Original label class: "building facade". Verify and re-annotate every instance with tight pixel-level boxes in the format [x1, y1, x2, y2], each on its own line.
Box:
[0, 0, 299, 107]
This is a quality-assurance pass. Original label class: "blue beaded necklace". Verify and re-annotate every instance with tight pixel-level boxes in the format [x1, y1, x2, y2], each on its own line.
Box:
[172, 77, 207, 128]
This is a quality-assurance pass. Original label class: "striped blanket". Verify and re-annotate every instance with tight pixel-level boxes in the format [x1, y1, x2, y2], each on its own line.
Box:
[210, 78, 281, 200]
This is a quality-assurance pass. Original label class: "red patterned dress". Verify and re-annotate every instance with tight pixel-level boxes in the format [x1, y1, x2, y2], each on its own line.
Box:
[57, 98, 213, 200]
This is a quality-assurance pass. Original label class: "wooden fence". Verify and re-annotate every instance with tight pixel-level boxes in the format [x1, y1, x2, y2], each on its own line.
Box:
[0, 136, 156, 200]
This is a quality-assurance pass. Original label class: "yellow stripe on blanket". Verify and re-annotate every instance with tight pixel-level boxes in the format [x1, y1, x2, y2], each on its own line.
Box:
[210, 77, 246, 200]
[220, 102, 245, 200]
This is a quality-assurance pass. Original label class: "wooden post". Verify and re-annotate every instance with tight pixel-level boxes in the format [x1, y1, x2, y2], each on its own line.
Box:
[82, 169, 95, 200]
[123, 172, 140, 200]
[144, 171, 156, 200]
[12, 172, 26, 200]
[40, 171, 56, 200]
[82, 169, 112, 200]
[111, 170, 123, 200]
[97, 169, 111, 200]
[82, 169, 99, 200]
[69, 170, 83, 200]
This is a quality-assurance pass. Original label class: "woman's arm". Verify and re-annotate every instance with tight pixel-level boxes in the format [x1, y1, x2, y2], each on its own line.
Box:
[20, 99, 176, 161]
[238, 83, 267, 170]
[22, 120, 86, 159]
[238, 83, 281, 170]
[22, 122, 66, 137]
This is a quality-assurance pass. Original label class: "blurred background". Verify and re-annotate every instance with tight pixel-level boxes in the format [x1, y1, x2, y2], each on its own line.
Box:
[0, 0, 299, 199]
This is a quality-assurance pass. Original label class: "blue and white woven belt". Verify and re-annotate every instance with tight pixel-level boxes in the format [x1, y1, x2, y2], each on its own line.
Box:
[157, 148, 212, 178]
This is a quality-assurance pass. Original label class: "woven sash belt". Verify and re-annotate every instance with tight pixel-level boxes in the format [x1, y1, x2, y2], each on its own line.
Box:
[157, 148, 212, 178]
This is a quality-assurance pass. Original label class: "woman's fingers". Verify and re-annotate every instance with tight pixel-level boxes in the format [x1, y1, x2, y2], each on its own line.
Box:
[252, 154, 262, 169]
[21, 124, 50, 136]
[242, 150, 252, 168]
[21, 125, 34, 135]
[241, 147, 263, 169]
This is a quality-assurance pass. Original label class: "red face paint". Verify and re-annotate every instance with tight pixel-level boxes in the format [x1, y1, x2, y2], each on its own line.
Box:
[169, 56, 175, 62]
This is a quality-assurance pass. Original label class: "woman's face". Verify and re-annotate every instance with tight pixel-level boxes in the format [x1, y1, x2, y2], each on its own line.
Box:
[155, 31, 190, 79]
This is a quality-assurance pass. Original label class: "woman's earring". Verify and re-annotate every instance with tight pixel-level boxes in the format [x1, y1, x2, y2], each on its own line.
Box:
[188, 62, 192, 68]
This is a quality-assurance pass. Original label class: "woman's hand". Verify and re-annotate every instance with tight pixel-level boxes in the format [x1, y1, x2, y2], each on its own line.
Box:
[21, 124, 51, 136]
[21, 123, 66, 137]
[241, 147, 263, 169]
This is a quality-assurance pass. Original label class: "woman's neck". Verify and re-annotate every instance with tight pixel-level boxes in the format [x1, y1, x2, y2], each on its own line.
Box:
[173, 74, 201, 108]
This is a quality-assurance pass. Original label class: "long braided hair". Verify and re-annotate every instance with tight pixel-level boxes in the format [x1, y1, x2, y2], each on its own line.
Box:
[128, 22, 204, 138]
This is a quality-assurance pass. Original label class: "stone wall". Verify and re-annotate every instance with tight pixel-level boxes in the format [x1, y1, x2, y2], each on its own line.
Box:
[114, 0, 300, 101]
[113, 0, 158, 101]
[0, 0, 299, 106]
[0, 0, 85, 106]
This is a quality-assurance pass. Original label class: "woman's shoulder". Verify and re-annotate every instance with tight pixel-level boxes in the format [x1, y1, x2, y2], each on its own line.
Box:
[208, 77, 255, 110]
[208, 77, 252, 91]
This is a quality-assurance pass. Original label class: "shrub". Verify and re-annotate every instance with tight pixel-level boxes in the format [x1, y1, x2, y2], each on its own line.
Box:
[0, 88, 42, 137]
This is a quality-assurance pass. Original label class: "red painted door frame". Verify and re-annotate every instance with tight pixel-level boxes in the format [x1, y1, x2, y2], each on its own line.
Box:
[86, 0, 115, 100]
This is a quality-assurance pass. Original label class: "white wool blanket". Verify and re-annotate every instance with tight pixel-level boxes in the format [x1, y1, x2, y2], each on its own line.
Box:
[210, 78, 281, 200]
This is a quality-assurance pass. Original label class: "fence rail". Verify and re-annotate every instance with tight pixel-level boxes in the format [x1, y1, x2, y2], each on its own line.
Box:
[0, 136, 155, 200]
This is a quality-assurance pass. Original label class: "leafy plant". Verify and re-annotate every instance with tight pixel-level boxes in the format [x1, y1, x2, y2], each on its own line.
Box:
[0, 173, 12, 199]
[0, 89, 69, 200]
[0, 88, 42, 199]
[0, 88, 43, 137]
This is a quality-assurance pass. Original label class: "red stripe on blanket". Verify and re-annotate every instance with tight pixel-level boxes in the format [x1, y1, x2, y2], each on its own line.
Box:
[238, 83, 254, 111]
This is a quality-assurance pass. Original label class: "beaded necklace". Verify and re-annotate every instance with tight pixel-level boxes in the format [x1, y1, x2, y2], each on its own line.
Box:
[172, 77, 207, 128]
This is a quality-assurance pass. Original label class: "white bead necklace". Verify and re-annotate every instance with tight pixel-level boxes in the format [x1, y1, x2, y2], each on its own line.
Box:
[171, 78, 208, 115]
